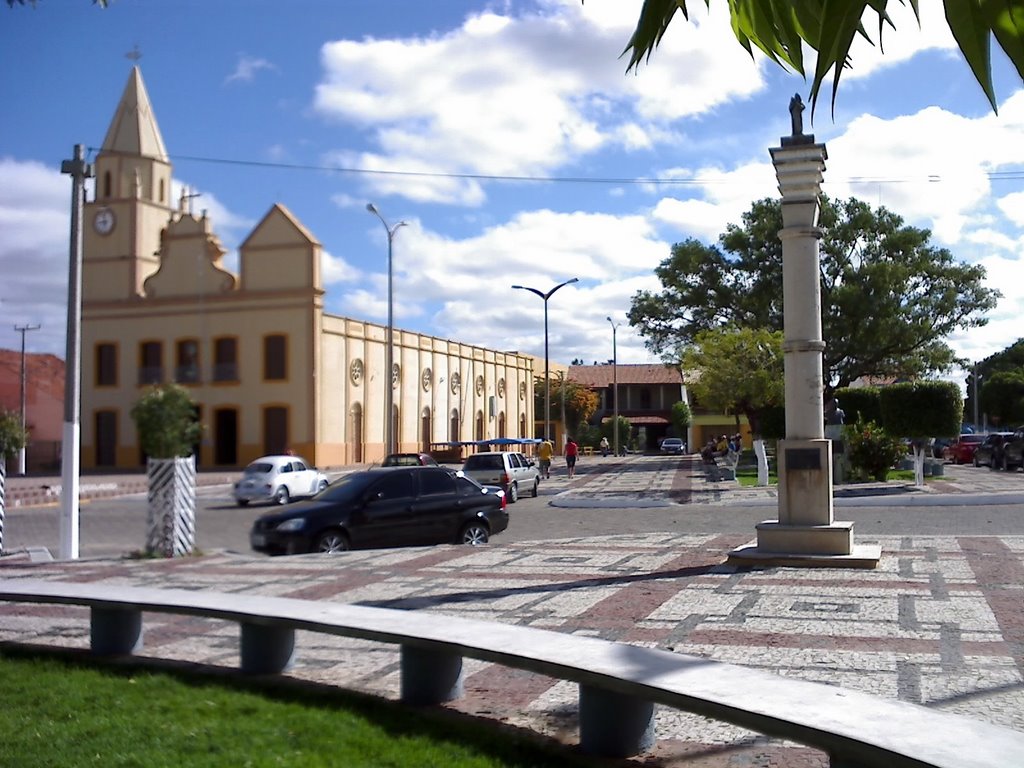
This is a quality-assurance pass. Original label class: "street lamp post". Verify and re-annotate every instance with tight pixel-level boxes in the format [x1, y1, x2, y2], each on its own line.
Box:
[511, 278, 578, 444]
[14, 323, 41, 475]
[606, 317, 619, 457]
[367, 203, 407, 457]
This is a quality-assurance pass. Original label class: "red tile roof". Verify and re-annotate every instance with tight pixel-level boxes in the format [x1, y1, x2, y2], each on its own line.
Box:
[569, 363, 683, 387]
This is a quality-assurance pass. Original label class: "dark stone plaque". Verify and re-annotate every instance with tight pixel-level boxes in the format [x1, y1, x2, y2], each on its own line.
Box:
[786, 447, 821, 470]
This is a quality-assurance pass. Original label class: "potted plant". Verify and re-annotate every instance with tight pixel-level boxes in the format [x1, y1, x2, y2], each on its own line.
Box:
[130, 384, 203, 556]
[0, 408, 28, 554]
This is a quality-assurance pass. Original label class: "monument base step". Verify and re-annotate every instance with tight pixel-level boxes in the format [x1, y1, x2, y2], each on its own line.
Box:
[727, 543, 881, 569]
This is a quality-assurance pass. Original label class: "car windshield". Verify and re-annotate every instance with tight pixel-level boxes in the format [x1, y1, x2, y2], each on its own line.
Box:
[243, 462, 274, 475]
[464, 454, 503, 470]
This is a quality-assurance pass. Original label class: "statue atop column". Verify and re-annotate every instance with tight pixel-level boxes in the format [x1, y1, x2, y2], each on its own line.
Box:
[782, 93, 814, 145]
[789, 93, 804, 136]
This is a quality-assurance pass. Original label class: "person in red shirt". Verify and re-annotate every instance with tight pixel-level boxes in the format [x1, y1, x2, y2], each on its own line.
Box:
[565, 437, 579, 479]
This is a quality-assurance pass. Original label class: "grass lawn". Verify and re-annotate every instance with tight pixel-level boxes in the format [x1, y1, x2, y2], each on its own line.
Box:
[0, 649, 606, 768]
[735, 466, 917, 487]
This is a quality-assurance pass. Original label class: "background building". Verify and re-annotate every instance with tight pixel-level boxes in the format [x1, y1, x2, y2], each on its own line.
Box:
[0, 350, 64, 473]
[80, 68, 533, 470]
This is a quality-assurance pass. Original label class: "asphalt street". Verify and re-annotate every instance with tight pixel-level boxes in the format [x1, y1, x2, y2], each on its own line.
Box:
[3, 454, 1023, 560]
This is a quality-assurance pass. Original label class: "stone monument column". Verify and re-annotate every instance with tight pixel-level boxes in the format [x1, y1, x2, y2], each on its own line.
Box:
[729, 96, 879, 568]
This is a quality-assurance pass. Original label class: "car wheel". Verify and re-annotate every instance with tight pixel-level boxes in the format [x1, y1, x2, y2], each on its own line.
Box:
[460, 522, 489, 546]
[509, 482, 519, 503]
[315, 529, 349, 554]
[317, 480, 328, 493]
[274, 486, 291, 505]
[531, 479, 539, 497]
[236, 499, 249, 507]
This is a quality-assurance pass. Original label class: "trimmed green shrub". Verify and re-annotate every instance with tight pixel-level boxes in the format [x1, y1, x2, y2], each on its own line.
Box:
[880, 381, 963, 439]
[131, 384, 203, 459]
[835, 386, 882, 425]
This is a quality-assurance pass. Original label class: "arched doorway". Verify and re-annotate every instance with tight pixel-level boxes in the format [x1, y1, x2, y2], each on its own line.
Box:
[450, 409, 460, 443]
[349, 403, 363, 463]
[392, 403, 400, 453]
[475, 410, 484, 442]
[421, 407, 432, 451]
[498, 412, 506, 439]
[520, 413, 527, 438]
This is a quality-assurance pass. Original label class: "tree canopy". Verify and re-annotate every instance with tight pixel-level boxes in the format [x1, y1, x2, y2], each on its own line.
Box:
[131, 384, 202, 459]
[628, 196, 1000, 394]
[619, 1, 1024, 117]
[681, 326, 783, 436]
[0, 409, 28, 463]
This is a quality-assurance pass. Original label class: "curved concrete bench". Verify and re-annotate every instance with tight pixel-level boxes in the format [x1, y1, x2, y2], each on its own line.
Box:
[1, 578, 1022, 767]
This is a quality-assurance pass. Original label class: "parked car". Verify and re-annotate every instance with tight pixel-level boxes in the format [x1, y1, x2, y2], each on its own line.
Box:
[233, 455, 329, 506]
[972, 433, 1015, 468]
[382, 452, 438, 467]
[1000, 426, 1024, 471]
[461, 451, 540, 503]
[943, 434, 986, 465]
[660, 437, 685, 454]
[249, 466, 507, 555]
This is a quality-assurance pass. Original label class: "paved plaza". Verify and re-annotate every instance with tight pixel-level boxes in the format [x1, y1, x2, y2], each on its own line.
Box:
[2, 456, 1023, 766]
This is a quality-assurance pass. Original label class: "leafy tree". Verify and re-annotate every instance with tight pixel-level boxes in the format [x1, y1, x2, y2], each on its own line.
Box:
[681, 326, 784, 437]
[130, 384, 202, 459]
[618, 1, 1024, 117]
[600, 415, 631, 451]
[629, 196, 999, 396]
[670, 400, 691, 439]
[981, 370, 1024, 425]
[0, 409, 28, 463]
[968, 339, 1024, 426]
[549, 374, 600, 433]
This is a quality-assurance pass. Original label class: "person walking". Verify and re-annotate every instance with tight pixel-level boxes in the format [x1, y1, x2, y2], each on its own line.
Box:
[565, 437, 579, 479]
[538, 438, 553, 479]
[599, 436, 610, 457]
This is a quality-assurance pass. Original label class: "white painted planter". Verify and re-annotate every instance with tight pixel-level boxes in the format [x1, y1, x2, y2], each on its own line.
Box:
[146, 456, 197, 557]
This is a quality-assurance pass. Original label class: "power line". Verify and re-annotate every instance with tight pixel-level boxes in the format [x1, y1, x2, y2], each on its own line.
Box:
[86, 147, 1024, 187]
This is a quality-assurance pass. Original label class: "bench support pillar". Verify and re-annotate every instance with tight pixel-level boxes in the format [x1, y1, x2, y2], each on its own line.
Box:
[579, 684, 655, 757]
[400, 645, 463, 704]
[90, 606, 143, 655]
[240, 623, 296, 674]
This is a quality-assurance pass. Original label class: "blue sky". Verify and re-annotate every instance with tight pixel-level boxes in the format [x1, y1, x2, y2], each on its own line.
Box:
[2, 0, 1023, 385]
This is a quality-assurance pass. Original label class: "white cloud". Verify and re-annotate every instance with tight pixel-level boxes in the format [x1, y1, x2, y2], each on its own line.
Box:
[225, 54, 278, 84]
[312, 0, 763, 204]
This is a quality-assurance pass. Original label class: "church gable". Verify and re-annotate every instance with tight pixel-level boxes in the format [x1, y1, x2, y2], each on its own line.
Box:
[239, 204, 322, 292]
[143, 213, 237, 298]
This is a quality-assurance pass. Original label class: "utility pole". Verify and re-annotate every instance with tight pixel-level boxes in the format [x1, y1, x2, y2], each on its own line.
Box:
[14, 323, 41, 475]
[59, 144, 93, 560]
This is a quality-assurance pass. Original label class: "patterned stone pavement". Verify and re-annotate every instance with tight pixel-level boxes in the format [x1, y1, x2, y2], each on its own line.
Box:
[2, 525, 1023, 766]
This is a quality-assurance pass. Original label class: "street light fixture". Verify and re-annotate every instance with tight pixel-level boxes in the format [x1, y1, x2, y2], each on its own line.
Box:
[511, 278, 579, 444]
[606, 317, 620, 458]
[367, 203, 407, 457]
[14, 323, 41, 475]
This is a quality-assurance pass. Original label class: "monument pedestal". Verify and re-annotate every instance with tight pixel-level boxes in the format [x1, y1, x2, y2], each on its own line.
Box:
[728, 439, 880, 568]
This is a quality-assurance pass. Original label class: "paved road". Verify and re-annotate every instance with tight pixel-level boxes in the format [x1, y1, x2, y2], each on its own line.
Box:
[3, 454, 1023, 559]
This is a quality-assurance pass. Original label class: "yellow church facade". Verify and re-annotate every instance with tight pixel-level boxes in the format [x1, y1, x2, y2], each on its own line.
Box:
[80, 68, 535, 470]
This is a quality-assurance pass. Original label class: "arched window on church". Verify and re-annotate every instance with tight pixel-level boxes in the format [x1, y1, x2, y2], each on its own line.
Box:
[159, 178, 165, 203]
[103, 171, 112, 198]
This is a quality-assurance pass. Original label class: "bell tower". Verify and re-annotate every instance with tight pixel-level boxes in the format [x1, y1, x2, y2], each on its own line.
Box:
[84, 67, 173, 301]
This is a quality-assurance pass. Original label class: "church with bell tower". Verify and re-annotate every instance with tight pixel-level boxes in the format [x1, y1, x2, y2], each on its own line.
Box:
[80, 67, 535, 470]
